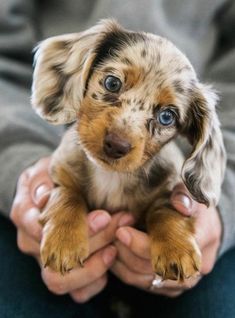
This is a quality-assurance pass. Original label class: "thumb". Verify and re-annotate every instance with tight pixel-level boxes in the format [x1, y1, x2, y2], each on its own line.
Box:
[33, 183, 53, 208]
[170, 183, 199, 216]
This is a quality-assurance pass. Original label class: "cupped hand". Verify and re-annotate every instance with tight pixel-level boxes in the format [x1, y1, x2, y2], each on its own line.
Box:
[10, 157, 134, 302]
[111, 183, 222, 297]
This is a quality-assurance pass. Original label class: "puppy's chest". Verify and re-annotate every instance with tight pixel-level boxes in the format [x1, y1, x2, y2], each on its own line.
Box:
[86, 168, 148, 215]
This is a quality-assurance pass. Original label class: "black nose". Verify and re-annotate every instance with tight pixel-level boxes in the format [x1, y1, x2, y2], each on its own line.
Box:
[103, 133, 131, 159]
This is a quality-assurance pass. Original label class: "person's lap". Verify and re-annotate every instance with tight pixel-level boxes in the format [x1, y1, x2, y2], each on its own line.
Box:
[0, 215, 234, 318]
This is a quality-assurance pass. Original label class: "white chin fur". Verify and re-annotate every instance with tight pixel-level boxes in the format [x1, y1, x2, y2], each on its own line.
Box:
[84, 149, 104, 168]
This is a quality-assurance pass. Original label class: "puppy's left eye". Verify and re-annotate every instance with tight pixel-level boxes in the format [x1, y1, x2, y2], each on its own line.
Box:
[104, 75, 122, 93]
[158, 109, 176, 126]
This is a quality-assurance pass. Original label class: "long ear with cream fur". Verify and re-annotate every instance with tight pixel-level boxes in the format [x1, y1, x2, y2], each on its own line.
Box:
[31, 20, 120, 124]
[181, 84, 226, 207]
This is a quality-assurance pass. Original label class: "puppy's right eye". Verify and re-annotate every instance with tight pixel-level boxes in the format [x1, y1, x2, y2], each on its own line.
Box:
[104, 75, 122, 93]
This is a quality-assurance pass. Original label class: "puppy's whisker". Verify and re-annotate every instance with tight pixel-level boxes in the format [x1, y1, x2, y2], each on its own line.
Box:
[141, 166, 150, 184]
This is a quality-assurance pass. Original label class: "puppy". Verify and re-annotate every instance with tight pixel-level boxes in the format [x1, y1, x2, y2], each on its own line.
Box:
[31, 20, 226, 281]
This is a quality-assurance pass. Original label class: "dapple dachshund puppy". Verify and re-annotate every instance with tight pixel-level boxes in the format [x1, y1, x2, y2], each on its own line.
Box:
[31, 20, 226, 281]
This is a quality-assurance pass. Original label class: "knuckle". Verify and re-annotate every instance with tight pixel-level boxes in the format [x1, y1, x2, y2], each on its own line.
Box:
[10, 206, 19, 224]
[99, 275, 108, 289]
[31, 225, 42, 242]
[16, 234, 24, 252]
[38, 156, 50, 166]
[10, 201, 23, 225]
[94, 275, 108, 293]
[136, 260, 151, 274]
[162, 290, 182, 298]
[18, 170, 29, 184]
[86, 267, 99, 281]
[71, 290, 89, 303]
[42, 271, 67, 295]
[26, 213, 42, 241]
[167, 291, 182, 298]
[121, 271, 134, 286]
[213, 230, 221, 244]
[17, 233, 29, 254]
[29, 220, 39, 234]
[10, 201, 29, 227]
[202, 262, 214, 275]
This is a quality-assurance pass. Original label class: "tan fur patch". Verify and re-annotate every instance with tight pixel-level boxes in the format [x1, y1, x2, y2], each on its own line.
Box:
[157, 86, 176, 106]
[147, 207, 201, 281]
[123, 66, 142, 89]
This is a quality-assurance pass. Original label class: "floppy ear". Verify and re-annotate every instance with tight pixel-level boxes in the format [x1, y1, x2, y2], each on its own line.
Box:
[181, 84, 226, 207]
[31, 20, 119, 124]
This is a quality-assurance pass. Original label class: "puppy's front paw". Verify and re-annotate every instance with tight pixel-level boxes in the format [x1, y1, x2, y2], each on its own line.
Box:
[40, 222, 89, 275]
[150, 235, 201, 282]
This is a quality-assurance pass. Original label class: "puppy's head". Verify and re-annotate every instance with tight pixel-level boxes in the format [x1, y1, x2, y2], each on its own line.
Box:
[32, 19, 226, 206]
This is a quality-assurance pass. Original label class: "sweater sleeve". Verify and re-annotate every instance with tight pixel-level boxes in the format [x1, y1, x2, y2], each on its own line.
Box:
[0, 0, 63, 217]
[203, 0, 235, 256]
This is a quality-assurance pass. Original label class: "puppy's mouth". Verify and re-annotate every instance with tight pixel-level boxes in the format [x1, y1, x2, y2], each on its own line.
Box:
[85, 149, 129, 171]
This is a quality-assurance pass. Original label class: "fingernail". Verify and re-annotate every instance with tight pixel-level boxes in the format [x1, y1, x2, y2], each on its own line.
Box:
[34, 184, 50, 204]
[89, 212, 111, 233]
[102, 246, 117, 266]
[118, 213, 135, 227]
[151, 275, 164, 289]
[173, 192, 192, 210]
[116, 228, 132, 246]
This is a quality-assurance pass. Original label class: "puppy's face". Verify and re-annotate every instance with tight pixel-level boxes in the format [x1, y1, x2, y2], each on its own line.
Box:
[78, 33, 195, 172]
[32, 20, 226, 207]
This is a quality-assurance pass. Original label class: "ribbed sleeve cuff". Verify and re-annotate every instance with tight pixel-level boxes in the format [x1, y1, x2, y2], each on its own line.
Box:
[0, 143, 54, 217]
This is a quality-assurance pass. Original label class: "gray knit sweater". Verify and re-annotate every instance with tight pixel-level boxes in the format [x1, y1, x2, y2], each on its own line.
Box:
[0, 0, 234, 257]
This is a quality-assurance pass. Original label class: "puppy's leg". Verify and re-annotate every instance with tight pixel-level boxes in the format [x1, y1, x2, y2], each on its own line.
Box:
[146, 194, 201, 282]
[38, 127, 90, 274]
[40, 185, 89, 274]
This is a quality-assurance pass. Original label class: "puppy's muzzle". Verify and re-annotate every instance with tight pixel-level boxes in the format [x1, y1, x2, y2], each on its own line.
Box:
[103, 133, 131, 159]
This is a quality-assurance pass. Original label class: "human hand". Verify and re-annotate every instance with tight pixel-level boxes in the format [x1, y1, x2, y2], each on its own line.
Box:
[10, 157, 134, 302]
[111, 183, 222, 297]
[10, 157, 53, 256]
[41, 210, 133, 303]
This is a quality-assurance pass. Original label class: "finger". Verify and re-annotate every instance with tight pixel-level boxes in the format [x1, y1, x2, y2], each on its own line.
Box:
[27, 157, 51, 180]
[151, 288, 183, 297]
[16, 169, 30, 189]
[170, 183, 203, 216]
[111, 259, 154, 289]
[200, 243, 218, 275]
[24, 157, 53, 207]
[12, 175, 31, 209]
[115, 226, 150, 259]
[149, 273, 202, 291]
[41, 245, 117, 295]
[70, 275, 108, 303]
[33, 184, 53, 208]
[87, 210, 112, 236]
[17, 230, 40, 256]
[115, 241, 153, 274]
[35, 254, 42, 266]
[89, 212, 134, 254]
[111, 260, 201, 294]
[20, 207, 42, 242]
[194, 205, 220, 250]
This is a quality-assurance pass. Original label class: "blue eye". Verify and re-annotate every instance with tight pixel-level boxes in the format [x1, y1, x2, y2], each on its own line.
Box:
[158, 109, 175, 126]
[104, 75, 122, 93]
